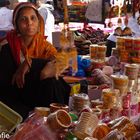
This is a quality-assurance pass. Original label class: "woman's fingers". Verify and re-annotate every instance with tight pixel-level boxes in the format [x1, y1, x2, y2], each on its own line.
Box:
[12, 73, 25, 88]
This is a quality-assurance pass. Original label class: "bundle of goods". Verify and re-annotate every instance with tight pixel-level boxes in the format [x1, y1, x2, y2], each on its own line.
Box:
[75, 55, 91, 77]
[55, 26, 78, 77]
[124, 63, 139, 92]
[111, 74, 129, 96]
[90, 43, 107, 63]
[116, 36, 140, 77]
[90, 69, 112, 86]
[106, 116, 137, 139]
[74, 26, 107, 55]
[71, 93, 90, 113]
[55, 0, 78, 77]
[116, 37, 140, 63]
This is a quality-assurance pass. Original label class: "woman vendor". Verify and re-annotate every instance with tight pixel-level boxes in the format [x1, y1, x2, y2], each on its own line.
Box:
[0, 2, 71, 119]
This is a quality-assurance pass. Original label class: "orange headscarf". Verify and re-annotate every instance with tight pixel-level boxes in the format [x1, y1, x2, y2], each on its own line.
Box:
[6, 2, 57, 66]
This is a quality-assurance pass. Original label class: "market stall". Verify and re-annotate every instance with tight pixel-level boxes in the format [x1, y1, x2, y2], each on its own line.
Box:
[1, 0, 140, 140]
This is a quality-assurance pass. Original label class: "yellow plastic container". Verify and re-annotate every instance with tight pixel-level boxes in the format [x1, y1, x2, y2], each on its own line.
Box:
[0, 101, 23, 133]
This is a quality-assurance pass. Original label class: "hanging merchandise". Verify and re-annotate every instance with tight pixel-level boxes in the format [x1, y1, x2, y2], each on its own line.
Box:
[55, 0, 78, 78]
[117, 0, 124, 26]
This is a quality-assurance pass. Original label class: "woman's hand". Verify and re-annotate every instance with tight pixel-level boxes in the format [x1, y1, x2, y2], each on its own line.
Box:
[12, 60, 30, 88]
[40, 60, 56, 80]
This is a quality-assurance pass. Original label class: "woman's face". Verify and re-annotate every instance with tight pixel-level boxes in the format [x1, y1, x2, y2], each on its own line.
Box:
[17, 7, 39, 37]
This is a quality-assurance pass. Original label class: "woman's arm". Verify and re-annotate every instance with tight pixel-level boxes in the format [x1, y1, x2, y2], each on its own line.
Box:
[12, 59, 31, 88]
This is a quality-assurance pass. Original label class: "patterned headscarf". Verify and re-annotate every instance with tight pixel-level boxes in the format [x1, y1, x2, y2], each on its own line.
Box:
[6, 2, 57, 66]
[12, 2, 44, 35]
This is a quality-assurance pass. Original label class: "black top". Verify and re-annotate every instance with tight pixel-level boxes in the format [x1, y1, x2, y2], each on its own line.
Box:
[0, 43, 71, 119]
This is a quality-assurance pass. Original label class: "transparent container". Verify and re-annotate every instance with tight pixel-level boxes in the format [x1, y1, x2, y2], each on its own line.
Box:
[111, 74, 129, 96]
[0, 101, 23, 133]
[124, 64, 139, 80]
[102, 88, 119, 109]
